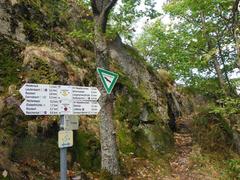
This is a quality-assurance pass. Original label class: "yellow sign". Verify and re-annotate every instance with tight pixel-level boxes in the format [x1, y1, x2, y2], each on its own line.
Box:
[58, 130, 73, 148]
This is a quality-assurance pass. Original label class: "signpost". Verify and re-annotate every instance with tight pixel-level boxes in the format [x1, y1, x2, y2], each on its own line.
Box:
[97, 68, 119, 94]
[58, 130, 73, 148]
[19, 83, 101, 115]
[59, 116, 68, 180]
[63, 115, 79, 131]
[19, 83, 101, 180]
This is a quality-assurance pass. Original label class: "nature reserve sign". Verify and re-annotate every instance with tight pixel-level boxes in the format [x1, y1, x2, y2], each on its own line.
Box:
[97, 68, 119, 94]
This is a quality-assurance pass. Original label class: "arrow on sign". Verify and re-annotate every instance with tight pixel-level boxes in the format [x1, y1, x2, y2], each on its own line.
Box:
[97, 68, 119, 94]
[73, 101, 101, 115]
[20, 99, 49, 115]
[72, 86, 101, 101]
[19, 83, 49, 99]
[20, 83, 101, 101]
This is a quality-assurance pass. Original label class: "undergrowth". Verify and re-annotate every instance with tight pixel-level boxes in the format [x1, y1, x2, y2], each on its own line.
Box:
[192, 97, 240, 179]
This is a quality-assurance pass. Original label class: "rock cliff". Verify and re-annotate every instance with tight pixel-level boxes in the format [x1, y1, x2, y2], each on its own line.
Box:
[0, 0, 179, 178]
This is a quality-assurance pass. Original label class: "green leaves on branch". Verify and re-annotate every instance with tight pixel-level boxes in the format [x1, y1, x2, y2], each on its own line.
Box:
[110, 0, 160, 41]
[210, 97, 240, 116]
[69, 19, 94, 42]
[137, 0, 239, 96]
[70, 0, 161, 42]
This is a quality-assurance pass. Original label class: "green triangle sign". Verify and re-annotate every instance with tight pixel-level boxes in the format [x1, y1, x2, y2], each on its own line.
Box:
[97, 68, 119, 94]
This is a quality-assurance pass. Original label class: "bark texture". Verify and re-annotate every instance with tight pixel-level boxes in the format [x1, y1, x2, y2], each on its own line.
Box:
[232, 0, 240, 70]
[91, 0, 120, 175]
[200, 12, 226, 92]
[213, 55, 226, 91]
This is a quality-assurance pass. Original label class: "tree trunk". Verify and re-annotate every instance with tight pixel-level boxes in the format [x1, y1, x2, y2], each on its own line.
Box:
[232, 0, 240, 70]
[94, 16, 120, 175]
[213, 55, 226, 91]
[200, 11, 226, 92]
[235, 29, 240, 70]
[217, 41, 236, 95]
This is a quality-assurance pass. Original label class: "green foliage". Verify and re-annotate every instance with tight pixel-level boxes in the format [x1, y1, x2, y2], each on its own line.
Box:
[136, 0, 238, 96]
[192, 106, 234, 152]
[68, 19, 94, 42]
[69, 0, 161, 43]
[186, 77, 226, 98]
[66, 1, 95, 43]
[110, 0, 160, 42]
[66, 0, 92, 33]
[227, 159, 240, 179]
[136, 20, 204, 81]
[210, 97, 240, 117]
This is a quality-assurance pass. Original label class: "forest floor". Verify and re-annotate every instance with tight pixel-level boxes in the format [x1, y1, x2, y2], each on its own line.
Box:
[163, 114, 221, 180]
[117, 113, 228, 180]
[20, 114, 229, 179]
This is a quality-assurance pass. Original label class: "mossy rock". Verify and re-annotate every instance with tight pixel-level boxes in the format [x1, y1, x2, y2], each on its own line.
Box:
[117, 123, 136, 155]
[12, 136, 59, 169]
[0, 106, 27, 136]
[17, 0, 67, 43]
[71, 131, 101, 171]
[25, 58, 61, 84]
[0, 37, 22, 91]
[132, 127, 173, 159]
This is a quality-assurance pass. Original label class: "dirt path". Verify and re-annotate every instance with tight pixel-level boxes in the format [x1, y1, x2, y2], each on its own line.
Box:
[168, 132, 194, 179]
[164, 116, 203, 180]
[161, 115, 194, 179]
[164, 115, 215, 180]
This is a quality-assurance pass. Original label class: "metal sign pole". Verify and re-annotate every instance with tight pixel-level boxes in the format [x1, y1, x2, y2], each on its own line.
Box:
[60, 115, 67, 180]
[19, 83, 102, 179]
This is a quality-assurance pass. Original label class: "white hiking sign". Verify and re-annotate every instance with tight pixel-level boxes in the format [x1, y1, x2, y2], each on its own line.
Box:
[19, 83, 101, 115]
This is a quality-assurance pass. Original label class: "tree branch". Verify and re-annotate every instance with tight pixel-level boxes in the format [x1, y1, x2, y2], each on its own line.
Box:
[91, 0, 100, 15]
[91, 0, 118, 33]
[232, 0, 239, 26]
[100, 0, 118, 33]
[103, 0, 118, 18]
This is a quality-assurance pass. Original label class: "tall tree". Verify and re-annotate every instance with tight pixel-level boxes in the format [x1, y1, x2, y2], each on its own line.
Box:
[232, 0, 240, 69]
[91, 0, 120, 175]
[137, 0, 238, 95]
